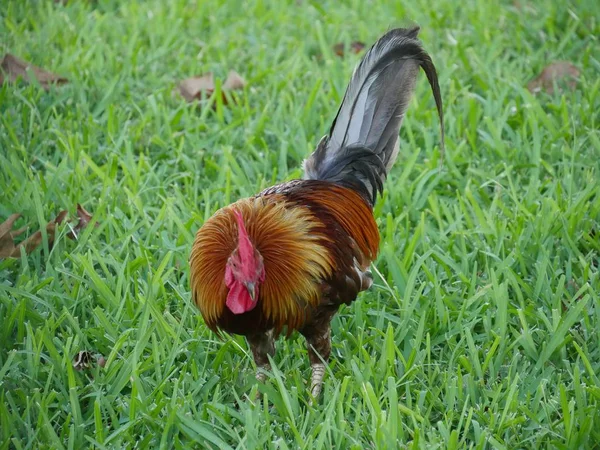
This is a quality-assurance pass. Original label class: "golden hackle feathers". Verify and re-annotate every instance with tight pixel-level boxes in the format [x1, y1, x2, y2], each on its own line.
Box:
[190, 195, 336, 334]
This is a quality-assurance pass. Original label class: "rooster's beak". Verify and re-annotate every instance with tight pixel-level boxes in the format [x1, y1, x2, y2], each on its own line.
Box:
[245, 282, 256, 301]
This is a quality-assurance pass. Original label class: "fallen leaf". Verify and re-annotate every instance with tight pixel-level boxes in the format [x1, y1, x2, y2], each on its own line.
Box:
[0, 210, 67, 259]
[73, 351, 106, 371]
[222, 70, 246, 90]
[1, 54, 68, 90]
[350, 41, 366, 54]
[18, 210, 68, 255]
[0, 214, 27, 257]
[333, 43, 345, 57]
[67, 204, 97, 240]
[176, 70, 246, 106]
[527, 61, 580, 95]
[332, 41, 366, 58]
[177, 72, 215, 102]
[0, 214, 27, 258]
[73, 351, 93, 371]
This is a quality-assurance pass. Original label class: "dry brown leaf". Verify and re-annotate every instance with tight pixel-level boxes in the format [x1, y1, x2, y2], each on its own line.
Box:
[19, 210, 68, 255]
[333, 41, 366, 58]
[73, 351, 106, 371]
[176, 70, 246, 105]
[0, 210, 67, 258]
[73, 351, 93, 371]
[350, 41, 366, 54]
[0, 214, 26, 258]
[222, 70, 246, 90]
[67, 203, 97, 239]
[527, 61, 580, 95]
[0, 214, 29, 258]
[0, 54, 68, 90]
[333, 43, 345, 57]
[178, 72, 215, 102]
[0, 214, 26, 255]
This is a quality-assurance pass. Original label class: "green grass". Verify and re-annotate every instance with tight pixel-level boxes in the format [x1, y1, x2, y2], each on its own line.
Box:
[1, 0, 599, 448]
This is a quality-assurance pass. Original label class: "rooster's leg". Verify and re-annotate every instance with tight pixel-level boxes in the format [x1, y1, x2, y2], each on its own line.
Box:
[247, 331, 275, 383]
[304, 326, 331, 401]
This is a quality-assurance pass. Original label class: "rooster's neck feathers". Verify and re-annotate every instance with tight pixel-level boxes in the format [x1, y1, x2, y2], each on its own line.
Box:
[191, 195, 334, 334]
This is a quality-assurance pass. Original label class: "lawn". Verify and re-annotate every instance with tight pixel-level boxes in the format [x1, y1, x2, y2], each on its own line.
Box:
[1, 0, 599, 448]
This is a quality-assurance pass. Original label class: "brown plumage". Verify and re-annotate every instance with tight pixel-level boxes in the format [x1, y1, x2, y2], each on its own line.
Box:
[189, 27, 444, 401]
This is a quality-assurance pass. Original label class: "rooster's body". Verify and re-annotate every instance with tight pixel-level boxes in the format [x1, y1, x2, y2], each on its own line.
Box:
[190, 27, 443, 400]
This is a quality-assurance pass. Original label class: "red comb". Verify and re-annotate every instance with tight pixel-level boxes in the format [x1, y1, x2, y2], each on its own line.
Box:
[232, 209, 253, 264]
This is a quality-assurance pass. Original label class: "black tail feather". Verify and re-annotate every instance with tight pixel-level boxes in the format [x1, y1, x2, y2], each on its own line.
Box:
[303, 26, 444, 206]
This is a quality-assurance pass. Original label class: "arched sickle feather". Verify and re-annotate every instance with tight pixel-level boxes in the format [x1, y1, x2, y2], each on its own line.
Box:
[304, 26, 445, 206]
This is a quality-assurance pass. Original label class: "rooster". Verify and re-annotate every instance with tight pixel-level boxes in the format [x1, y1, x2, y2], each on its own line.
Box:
[190, 26, 444, 400]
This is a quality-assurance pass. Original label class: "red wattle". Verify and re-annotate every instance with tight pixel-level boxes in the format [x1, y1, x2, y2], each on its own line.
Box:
[226, 280, 258, 314]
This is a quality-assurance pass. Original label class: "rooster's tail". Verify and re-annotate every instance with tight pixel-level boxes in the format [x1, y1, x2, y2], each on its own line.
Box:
[303, 27, 444, 205]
